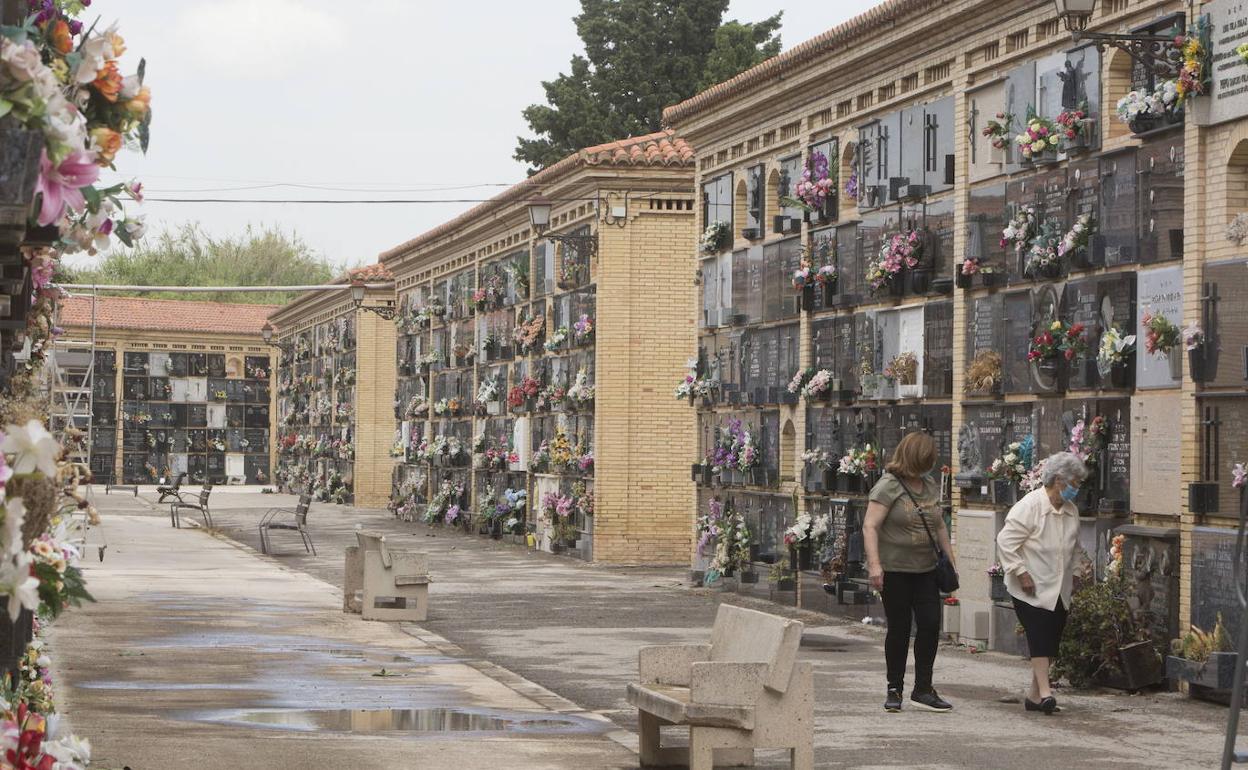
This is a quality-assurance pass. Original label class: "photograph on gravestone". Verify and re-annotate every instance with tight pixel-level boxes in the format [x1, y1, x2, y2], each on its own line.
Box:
[773, 237, 803, 315]
[1096, 272, 1138, 390]
[1064, 277, 1102, 390]
[923, 300, 953, 397]
[834, 315, 858, 394]
[1131, 393, 1182, 515]
[1066, 159, 1103, 269]
[1203, 258, 1248, 389]
[1002, 289, 1036, 394]
[809, 226, 836, 311]
[763, 241, 785, 323]
[924, 197, 956, 286]
[1099, 149, 1139, 267]
[836, 222, 863, 304]
[1137, 133, 1184, 263]
[965, 293, 1005, 397]
[1200, 397, 1248, 518]
[1191, 526, 1242, 634]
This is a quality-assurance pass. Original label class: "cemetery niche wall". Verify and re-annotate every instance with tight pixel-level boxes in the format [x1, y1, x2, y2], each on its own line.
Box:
[56, 296, 277, 488]
[381, 131, 697, 565]
[666, 0, 1213, 664]
[270, 264, 398, 508]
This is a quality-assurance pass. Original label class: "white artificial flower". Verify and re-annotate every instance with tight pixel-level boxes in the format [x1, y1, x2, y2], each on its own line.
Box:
[44, 731, 92, 770]
[0, 553, 39, 621]
[0, 39, 44, 83]
[120, 74, 141, 100]
[74, 27, 118, 84]
[2, 420, 59, 477]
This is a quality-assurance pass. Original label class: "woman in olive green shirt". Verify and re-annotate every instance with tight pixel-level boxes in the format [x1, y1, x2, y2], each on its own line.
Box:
[863, 431, 955, 713]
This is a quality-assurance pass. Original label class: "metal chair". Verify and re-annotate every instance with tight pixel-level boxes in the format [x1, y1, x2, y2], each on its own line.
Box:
[258, 494, 315, 555]
[156, 472, 187, 504]
[170, 483, 213, 529]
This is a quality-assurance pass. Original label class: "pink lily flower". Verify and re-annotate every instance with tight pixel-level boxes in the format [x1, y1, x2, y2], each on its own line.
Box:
[35, 149, 100, 226]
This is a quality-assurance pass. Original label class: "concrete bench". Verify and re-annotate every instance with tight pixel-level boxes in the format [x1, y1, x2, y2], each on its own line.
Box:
[353, 530, 431, 622]
[626, 604, 813, 769]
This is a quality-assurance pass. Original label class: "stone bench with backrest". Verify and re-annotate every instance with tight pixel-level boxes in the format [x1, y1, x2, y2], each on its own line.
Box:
[352, 530, 431, 622]
[626, 603, 813, 770]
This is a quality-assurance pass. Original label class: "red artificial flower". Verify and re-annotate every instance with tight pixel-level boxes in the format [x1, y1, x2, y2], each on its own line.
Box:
[1064, 348, 1076, 360]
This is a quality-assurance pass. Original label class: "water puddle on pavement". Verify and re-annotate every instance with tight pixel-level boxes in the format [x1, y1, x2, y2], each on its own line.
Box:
[201, 707, 607, 735]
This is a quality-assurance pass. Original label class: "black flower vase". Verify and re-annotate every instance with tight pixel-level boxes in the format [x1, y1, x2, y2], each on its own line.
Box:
[801, 284, 815, 312]
[889, 275, 905, 298]
[1109, 359, 1134, 389]
[1190, 345, 1209, 383]
[955, 271, 972, 289]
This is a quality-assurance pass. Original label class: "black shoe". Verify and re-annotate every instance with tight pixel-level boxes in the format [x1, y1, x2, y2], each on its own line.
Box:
[884, 688, 903, 712]
[910, 689, 953, 712]
[1025, 696, 1061, 714]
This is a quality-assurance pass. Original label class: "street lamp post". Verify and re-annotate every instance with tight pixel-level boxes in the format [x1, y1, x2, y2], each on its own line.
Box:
[349, 280, 397, 321]
[1052, 0, 1183, 78]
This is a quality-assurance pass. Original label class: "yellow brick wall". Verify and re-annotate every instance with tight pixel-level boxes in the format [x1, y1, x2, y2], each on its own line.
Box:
[592, 197, 698, 564]
[353, 297, 398, 508]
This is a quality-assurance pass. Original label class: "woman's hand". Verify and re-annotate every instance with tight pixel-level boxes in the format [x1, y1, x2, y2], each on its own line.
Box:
[1018, 571, 1036, 596]
[868, 563, 884, 591]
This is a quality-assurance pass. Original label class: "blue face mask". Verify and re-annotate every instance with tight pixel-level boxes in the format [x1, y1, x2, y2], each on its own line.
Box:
[1059, 483, 1080, 502]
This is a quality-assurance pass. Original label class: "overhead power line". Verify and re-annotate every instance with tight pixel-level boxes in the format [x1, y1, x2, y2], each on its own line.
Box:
[142, 196, 600, 205]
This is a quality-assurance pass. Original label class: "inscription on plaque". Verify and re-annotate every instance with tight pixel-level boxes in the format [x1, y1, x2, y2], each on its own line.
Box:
[1100, 149, 1139, 267]
[1136, 266, 1183, 388]
[1191, 526, 1243, 633]
[1003, 290, 1035, 394]
[1131, 393, 1182, 514]
[1200, 0, 1248, 126]
[924, 301, 953, 397]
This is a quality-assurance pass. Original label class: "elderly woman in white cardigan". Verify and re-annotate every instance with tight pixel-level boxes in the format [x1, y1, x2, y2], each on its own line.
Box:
[995, 451, 1088, 715]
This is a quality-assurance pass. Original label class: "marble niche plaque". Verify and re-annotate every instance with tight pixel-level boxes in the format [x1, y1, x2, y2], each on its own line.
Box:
[1096, 271, 1138, 390]
[833, 315, 858, 394]
[1137, 134, 1184, 264]
[1097, 398, 1132, 514]
[1194, 0, 1248, 126]
[1115, 524, 1180, 648]
[965, 293, 1004, 397]
[959, 404, 1006, 499]
[1065, 277, 1102, 390]
[1191, 526, 1243, 634]
[1067, 160, 1103, 268]
[924, 300, 953, 398]
[1003, 61, 1036, 176]
[967, 79, 1008, 182]
[1136, 266, 1184, 388]
[967, 183, 1008, 274]
[1199, 396, 1248, 518]
[1029, 285, 1064, 394]
[1002, 290, 1036, 394]
[1202, 258, 1248, 389]
[1099, 149, 1139, 267]
[836, 222, 865, 305]
[811, 318, 837, 371]
[955, 509, 997, 644]
[896, 304, 925, 399]
[1131, 392, 1182, 515]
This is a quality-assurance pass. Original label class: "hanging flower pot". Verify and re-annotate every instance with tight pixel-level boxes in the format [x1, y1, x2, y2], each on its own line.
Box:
[955, 270, 972, 290]
[800, 284, 815, 313]
[981, 271, 1004, 288]
[790, 544, 814, 571]
[1189, 345, 1208, 383]
[989, 573, 1009, 602]
[739, 569, 759, 584]
[888, 274, 905, 298]
[908, 267, 932, 295]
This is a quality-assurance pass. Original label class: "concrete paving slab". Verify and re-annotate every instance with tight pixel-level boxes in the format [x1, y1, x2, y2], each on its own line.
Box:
[54, 486, 1248, 769]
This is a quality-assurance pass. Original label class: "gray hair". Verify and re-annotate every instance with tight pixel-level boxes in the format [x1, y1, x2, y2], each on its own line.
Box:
[1040, 452, 1088, 487]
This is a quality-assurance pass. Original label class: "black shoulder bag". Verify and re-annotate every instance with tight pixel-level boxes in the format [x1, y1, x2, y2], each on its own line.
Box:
[894, 475, 960, 593]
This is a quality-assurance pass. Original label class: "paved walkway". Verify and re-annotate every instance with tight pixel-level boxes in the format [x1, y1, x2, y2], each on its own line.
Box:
[48, 486, 1248, 769]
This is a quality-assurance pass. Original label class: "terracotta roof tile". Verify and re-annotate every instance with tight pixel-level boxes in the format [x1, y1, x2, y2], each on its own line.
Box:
[344, 263, 393, 282]
[58, 296, 277, 336]
[663, 0, 938, 126]
[380, 130, 693, 264]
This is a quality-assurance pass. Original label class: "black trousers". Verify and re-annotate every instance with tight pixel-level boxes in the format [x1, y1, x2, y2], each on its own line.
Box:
[881, 570, 941, 692]
[1012, 596, 1068, 658]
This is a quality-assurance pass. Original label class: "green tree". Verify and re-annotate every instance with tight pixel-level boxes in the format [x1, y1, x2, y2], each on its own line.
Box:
[515, 1, 781, 173]
[69, 224, 339, 304]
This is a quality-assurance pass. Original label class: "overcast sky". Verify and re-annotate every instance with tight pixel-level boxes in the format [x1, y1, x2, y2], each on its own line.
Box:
[72, 1, 880, 272]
